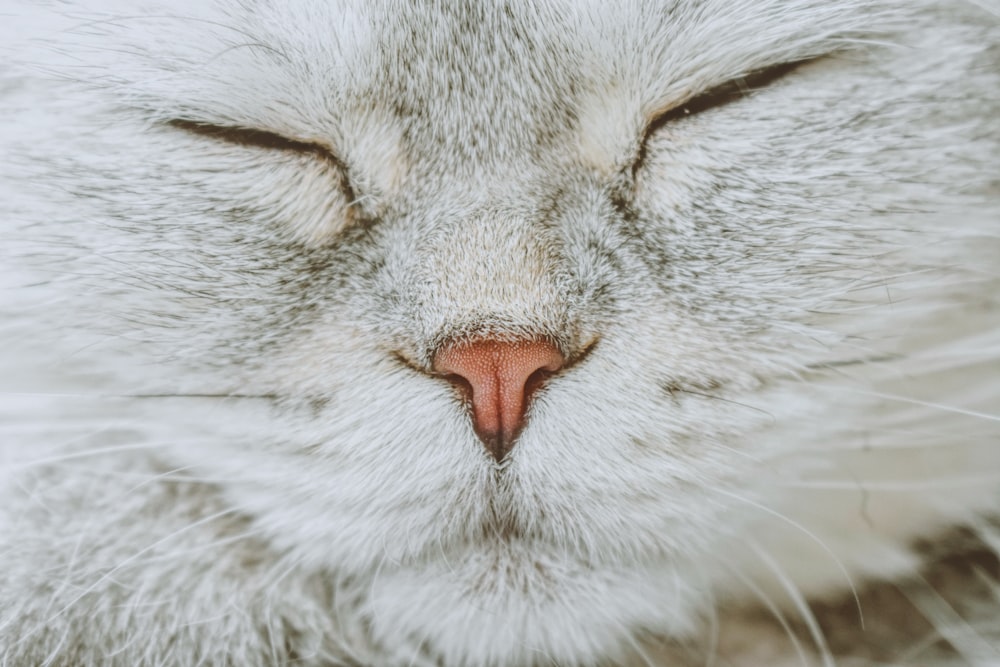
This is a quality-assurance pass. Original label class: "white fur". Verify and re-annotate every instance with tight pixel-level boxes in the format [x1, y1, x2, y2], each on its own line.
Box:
[1, 1, 998, 665]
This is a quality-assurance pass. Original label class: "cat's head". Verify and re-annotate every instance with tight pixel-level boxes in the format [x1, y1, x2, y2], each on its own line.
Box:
[6, 0, 999, 663]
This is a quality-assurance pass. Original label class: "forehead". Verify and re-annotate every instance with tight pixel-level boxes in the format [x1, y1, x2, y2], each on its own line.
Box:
[319, 0, 873, 180]
[41, 0, 876, 127]
[359, 3, 589, 170]
[40, 0, 878, 186]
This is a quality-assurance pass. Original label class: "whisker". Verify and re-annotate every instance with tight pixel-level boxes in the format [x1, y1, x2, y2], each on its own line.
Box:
[8, 507, 242, 645]
[4, 443, 165, 472]
[692, 561, 720, 667]
[47, 465, 278, 486]
[712, 487, 864, 628]
[804, 353, 902, 370]
[818, 387, 1000, 423]
[673, 389, 777, 422]
[748, 539, 836, 667]
[965, 0, 1000, 18]
[0, 391, 280, 400]
[900, 575, 1000, 662]
[619, 620, 658, 667]
[721, 562, 812, 667]
[122, 393, 280, 400]
[107, 528, 265, 568]
[778, 475, 1000, 491]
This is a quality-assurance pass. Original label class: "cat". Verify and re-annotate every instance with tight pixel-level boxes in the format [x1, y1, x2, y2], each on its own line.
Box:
[1, 0, 998, 665]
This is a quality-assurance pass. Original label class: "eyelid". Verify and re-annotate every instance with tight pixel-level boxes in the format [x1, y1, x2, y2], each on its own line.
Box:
[168, 119, 333, 156]
[642, 59, 811, 134]
[630, 59, 813, 177]
[168, 119, 358, 204]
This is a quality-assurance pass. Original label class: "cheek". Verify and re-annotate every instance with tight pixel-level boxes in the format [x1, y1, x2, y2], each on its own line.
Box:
[632, 119, 905, 351]
[194, 350, 491, 571]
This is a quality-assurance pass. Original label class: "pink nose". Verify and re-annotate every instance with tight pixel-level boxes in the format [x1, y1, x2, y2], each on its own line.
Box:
[433, 339, 565, 461]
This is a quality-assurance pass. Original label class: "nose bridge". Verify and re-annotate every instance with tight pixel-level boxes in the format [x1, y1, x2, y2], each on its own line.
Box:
[416, 206, 568, 345]
[396, 201, 583, 461]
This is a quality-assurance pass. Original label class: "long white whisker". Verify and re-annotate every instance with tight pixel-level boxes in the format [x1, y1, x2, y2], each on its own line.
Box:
[712, 487, 864, 628]
[619, 622, 658, 667]
[112, 529, 264, 567]
[721, 562, 812, 667]
[748, 539, 835, 667]
[8, 506, 242, 645]
[4, 443, 165, 471]
[901, 575, 1000, 662]
[692, 561, 721, 667]
[817, 387, 1000, 423]
[779, 475, 1000, 491]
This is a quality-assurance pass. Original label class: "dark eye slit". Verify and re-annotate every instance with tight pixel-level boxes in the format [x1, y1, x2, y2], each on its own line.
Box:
[633, 59, 811, 175]
[167, 119, 358, 204]
[658, 60, 807, 124]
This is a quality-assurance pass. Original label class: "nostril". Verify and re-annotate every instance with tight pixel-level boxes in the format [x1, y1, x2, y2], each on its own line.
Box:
[523, 366, 556, 401]
[440, 372, 473, 399]
[432, 338, 565, 461]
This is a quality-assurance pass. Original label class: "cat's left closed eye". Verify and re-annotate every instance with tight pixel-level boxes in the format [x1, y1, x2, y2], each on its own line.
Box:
[649, 59, 811, 128]
[631, 59, 814, 176]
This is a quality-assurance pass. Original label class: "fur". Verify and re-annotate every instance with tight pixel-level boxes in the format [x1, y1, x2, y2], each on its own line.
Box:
[1, 1, 998, 665]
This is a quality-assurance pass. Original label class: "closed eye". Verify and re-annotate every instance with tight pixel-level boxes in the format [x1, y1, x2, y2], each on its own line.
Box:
[633, 59, 813, 174]
[167, 119, 357, 203]
[654, 60, 808, 125]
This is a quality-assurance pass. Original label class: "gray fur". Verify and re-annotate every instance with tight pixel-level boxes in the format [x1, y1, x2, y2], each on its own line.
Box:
[1, 0, 998, 665]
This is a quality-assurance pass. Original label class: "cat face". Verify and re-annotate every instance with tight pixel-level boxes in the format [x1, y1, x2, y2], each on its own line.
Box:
[4, 0, 999, 663]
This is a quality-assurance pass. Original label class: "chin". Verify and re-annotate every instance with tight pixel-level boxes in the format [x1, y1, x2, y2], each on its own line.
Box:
[363, 551, 704, 667]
